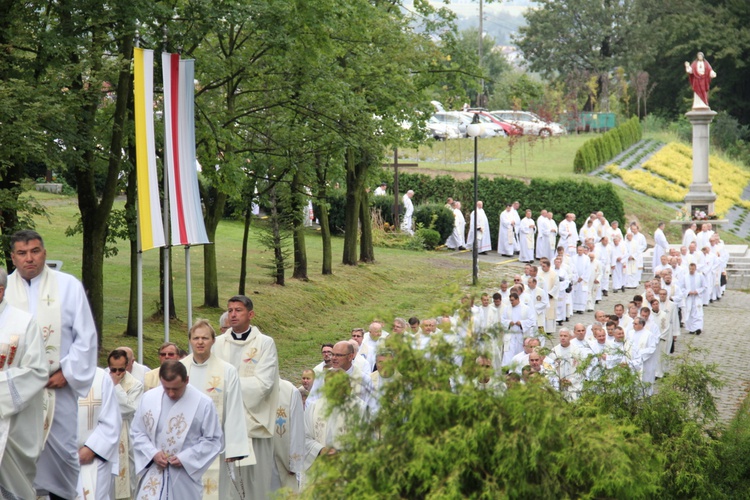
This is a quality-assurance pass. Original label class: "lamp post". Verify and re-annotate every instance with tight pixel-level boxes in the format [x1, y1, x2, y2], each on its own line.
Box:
[467, 114, 483, 286]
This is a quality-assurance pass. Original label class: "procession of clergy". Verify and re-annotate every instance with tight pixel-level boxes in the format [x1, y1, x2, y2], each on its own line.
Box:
[0, 214, 731, 499]
[436, 203, 729, 392]
[0, 229, 315, 500]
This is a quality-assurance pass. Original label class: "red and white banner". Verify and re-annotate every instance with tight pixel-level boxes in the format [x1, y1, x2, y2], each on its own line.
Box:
[162, 52, 209, 246]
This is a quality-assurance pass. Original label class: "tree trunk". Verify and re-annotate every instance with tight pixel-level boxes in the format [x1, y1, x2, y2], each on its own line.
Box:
[0, 162, 23, 270]
[75, 28, 134, 347]
[239, 207, 252, 295]
[125, 142, 138, 337]
[342, 147, 361, 265]
[290, 168, 308, 280]
[269, 187, 285, 286]
[158, 247, 177, 319]
[359, 185, 374, 263]
[202, 186, 227, 307]
[314, 154, 332, 275]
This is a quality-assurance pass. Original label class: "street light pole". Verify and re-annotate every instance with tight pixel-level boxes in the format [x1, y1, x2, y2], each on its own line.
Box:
[467, 114, 482, 286]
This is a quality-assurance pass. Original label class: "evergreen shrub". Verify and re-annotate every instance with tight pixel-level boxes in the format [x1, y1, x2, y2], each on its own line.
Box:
[413, 204, 454, 242]
[573, 117, 642, 173]
[415, 228, 441, 250]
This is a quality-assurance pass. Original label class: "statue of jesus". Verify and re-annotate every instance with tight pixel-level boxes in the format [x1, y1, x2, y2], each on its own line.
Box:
[684, 52, 716, 110]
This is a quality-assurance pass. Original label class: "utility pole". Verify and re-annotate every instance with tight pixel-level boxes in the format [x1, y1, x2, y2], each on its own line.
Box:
[478, 0, 484, 107]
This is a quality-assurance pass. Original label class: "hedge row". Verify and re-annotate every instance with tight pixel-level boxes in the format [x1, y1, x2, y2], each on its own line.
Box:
[327, 174, 625, 249]
[573, 116, 643, 173]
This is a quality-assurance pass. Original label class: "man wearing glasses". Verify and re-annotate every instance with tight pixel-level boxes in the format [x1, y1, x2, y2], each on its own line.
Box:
[313, 343, 334, 377]
[108, 349, 144, 499]
[143, 342, 179, 391]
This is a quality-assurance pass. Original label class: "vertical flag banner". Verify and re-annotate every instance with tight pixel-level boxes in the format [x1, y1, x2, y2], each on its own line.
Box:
[134, 48, 166, 251]
[162, 52, 210, 246]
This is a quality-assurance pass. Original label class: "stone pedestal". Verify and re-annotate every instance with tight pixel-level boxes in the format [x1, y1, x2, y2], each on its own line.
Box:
[684, 109, 717, 215]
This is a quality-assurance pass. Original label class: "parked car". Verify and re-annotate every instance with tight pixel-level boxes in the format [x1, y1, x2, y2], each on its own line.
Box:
[465, 109, 523, 136]
[456, 112, 506, 138]
[426, 113, 463, 140]
[490, 110, 567, 137]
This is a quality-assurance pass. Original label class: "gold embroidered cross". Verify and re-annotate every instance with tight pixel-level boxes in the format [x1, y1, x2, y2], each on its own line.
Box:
[44, 294, 54, 306]
[79, 389, 102, 429]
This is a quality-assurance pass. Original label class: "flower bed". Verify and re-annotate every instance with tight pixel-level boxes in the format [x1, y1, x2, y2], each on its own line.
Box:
[634, 142, 750, 215]
[606, 163, 687, 202]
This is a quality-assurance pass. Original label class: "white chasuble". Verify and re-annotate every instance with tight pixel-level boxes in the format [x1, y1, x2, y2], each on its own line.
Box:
[182, 354, 253, 499]
[0, 300, 47, 500]
[213, 328, 279, 440]
[77, 368, 121, 500]
[6, 266, 62, 441]
[132, 385, 222, 500]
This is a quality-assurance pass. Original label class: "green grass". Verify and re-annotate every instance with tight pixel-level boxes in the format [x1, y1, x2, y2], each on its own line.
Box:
[24, 190, 477, 381]
[397, 133, 593, 179]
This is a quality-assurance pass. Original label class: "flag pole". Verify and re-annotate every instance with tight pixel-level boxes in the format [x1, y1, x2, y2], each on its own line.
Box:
[162, 28, 171, 343]
[185, 245, 193, 335]
[135, 33, 145, 365]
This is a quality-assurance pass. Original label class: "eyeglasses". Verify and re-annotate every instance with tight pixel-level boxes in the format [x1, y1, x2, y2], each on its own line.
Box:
[159, 352, 177, 358]
[110, 367, 127, 373]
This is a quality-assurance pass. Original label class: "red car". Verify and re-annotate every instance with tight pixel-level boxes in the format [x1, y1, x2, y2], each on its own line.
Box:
[466, 109, 523, 136]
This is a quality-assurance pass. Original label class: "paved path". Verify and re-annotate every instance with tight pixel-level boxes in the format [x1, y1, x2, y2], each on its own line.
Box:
[448, 250, 750, 422]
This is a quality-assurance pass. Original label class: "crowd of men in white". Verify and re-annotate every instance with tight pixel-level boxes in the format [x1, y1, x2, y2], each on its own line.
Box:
[0, 213, 731, 499]
[0, 230, 319, 500]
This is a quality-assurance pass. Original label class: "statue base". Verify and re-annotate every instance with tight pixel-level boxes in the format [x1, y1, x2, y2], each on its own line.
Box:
[685, 109, 718, 216]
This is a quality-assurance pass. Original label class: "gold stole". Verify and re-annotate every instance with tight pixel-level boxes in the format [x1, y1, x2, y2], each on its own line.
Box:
[183, 355, 225, 499]
[77, 369, 104, 499]
[6, 267, 62, 442]
[114, 372, 138, 499]
[525, 222, 534, 247]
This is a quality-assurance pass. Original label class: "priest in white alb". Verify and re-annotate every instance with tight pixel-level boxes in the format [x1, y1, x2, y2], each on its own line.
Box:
[500, 293, 536, 366]
[519, 209, 536, 263]
[680, 263, 705, 335]
[537, 258, 559, 333]
[0, 267, 48, 500]
[5, 230, 98, 499]
[467, 201, 492, 254]
[272, 379, 305, 493]
[401, 190, 415, 235]
[570, 245, 591, 314]
[542, 328, 582, 401]
[498, 204, 516, 256]
[107, 348, 144, 499]
[445, 201, 467, 250]
[303, 369, 366, 483]
[131, 360, 223, 500]
[625, 231, 644, 288]
[181, 319, 252, 499]
[652, 222, 669, 276]
[77, 367, 122, 500]
[535, 210, 551, 260]
[213, 295, 280, 500]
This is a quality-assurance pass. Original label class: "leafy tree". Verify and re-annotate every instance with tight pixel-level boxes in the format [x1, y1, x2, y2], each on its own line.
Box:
[452, 28, 511, 107]
[28, 0, 150, 342]
[516, 0, 647, 78]
[516, 0, 652, 111]
[302, 337, 663, 499]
